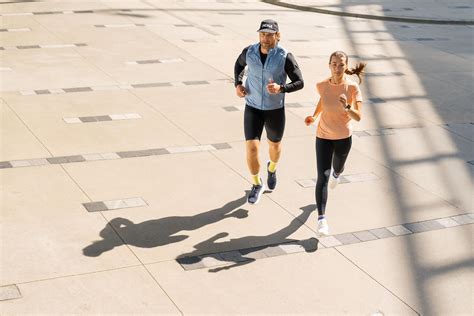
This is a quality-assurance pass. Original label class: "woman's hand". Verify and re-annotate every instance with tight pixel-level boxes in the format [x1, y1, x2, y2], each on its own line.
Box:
[304, 116, 315, 126]
[339, 94, 348, 109]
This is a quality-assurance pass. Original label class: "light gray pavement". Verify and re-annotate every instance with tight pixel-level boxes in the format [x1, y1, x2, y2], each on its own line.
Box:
[0, 0, 473, 315]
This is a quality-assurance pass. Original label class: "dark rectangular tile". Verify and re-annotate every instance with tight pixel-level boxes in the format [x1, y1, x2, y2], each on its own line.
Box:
[212, 143, 231, 150]
[75, 43, 87, 47]
[63, 87, 93, 93]
[183, 80, 209, 85]
[146, 148, 170, 155]
[34, 90, 50, 95]
[131, 82, 172, 88]
[46, 156, 69, 164]
[17, 45, 40, 49]
[79, 116, 98, 123]
[262, 245, 286, 257]
[369, 97, 386, 104]
[65, 155, 86, 163]
[175, 24, 193, 27]
[73, 10, 94, 13]
[239, 246, 268, 259]
[116, 151, 140, 158]
[403, 220, 444, 233]
[83, 201, 108, 212]
[177, 256, 205, 270]
[137, 60, 161, 64]
[96, 115, 112, 121]
[334, 233, 360, 245]
[218, 12, 243, 15]
[369, 227, 395, 239]
[219, 250, 249, 263]
[0, 161, 13, 169]
[34, 11, 57, 15]
[353, 231, 378, 242]
[0, 29, 7, 32]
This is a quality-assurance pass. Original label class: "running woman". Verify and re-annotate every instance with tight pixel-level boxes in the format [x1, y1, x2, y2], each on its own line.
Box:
[235, 19, 304, 204]
[305, 51, 366, 235]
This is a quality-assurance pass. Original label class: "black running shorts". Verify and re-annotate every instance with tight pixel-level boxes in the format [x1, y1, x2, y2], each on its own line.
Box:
[244, 105, 285, 142]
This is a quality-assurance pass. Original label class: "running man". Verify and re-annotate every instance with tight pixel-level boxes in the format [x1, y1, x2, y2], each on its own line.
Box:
[234, 19, 304, 204]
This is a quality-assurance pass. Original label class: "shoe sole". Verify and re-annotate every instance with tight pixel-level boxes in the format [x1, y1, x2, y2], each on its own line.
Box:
[317, 230, 330, 237]
[248, 183, 265, 204]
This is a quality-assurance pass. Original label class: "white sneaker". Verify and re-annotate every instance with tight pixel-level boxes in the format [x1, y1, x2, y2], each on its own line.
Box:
[328, 169, 340, 189]
[317, 218, 329, 236]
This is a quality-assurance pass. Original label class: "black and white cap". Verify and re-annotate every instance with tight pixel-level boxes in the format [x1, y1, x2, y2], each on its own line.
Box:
[257, 19, 279, 33]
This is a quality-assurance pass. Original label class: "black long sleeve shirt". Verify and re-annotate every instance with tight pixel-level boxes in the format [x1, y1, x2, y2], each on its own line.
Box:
[234, 45, 304, 93]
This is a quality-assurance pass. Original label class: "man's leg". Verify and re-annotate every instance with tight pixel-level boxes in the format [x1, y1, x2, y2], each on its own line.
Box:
[268, 140, 281, 166]
[246, 140, 261, 181]
[266, 140, 280, 190]
[244, 105, 265, 204]
[264, 107, 285, 190]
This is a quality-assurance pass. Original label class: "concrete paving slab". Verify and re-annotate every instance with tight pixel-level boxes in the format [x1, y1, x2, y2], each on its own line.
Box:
[148, 249, 416, 315]
[0, 166, 139, 285]
[339, 225, 473, 315]
[2, 90, 197, 156]
[0, 266, 180, 314]
[0, 101, 50, 161]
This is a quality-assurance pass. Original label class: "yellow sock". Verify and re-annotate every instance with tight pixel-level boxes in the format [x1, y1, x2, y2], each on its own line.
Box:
[268, 160, 277, 173]
[252, 174, 261, 185]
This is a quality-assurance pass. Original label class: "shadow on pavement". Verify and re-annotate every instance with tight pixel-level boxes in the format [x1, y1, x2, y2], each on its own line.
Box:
[177, 204, 319, 273]
[83, 194, 249, 257]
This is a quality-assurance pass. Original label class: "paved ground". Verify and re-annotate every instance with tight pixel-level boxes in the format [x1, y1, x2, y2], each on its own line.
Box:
[1, 0, 473, 314]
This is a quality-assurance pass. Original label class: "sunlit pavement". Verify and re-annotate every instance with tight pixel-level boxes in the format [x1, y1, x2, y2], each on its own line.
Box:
[1, 0, 472, 314]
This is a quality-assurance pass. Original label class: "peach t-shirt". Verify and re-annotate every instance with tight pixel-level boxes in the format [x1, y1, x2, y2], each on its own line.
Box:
[316, 78, 363, 140]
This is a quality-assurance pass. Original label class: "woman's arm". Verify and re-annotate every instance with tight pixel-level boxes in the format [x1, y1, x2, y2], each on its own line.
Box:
[305, 98, 322, 125]
[346, 101, 362, 121]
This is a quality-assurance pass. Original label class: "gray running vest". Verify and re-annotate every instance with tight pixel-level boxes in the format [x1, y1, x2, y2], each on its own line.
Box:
[244, 43, 288, 110]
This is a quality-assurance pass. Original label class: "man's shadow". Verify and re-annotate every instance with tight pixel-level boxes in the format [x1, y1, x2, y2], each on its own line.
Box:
[177, 204, 320, 273]
[83, 194, 249, 257]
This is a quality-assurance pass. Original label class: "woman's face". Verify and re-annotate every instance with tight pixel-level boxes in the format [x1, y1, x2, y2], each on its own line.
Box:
[329, 55, 348, 78]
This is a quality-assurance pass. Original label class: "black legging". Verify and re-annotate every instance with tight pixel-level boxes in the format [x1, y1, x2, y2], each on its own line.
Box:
[315, 136, 352, 216]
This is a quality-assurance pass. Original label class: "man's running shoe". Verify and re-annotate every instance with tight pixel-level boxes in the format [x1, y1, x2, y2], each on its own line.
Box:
[248, 181, 265, 204]
[267, 161, 277, 190]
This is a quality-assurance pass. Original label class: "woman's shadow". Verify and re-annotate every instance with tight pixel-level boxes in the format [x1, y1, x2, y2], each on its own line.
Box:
[83, 194, 249, 257]
[177, 204, 319, 273]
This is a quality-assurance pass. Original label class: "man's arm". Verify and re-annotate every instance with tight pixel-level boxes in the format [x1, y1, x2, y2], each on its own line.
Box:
[281, 53, 304, 93]
[234, 46, 249, 87]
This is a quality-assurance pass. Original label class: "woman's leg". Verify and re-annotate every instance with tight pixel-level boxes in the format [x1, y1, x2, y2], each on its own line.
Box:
[332, 136, 352, 176]
[315, 137, 333, 216]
